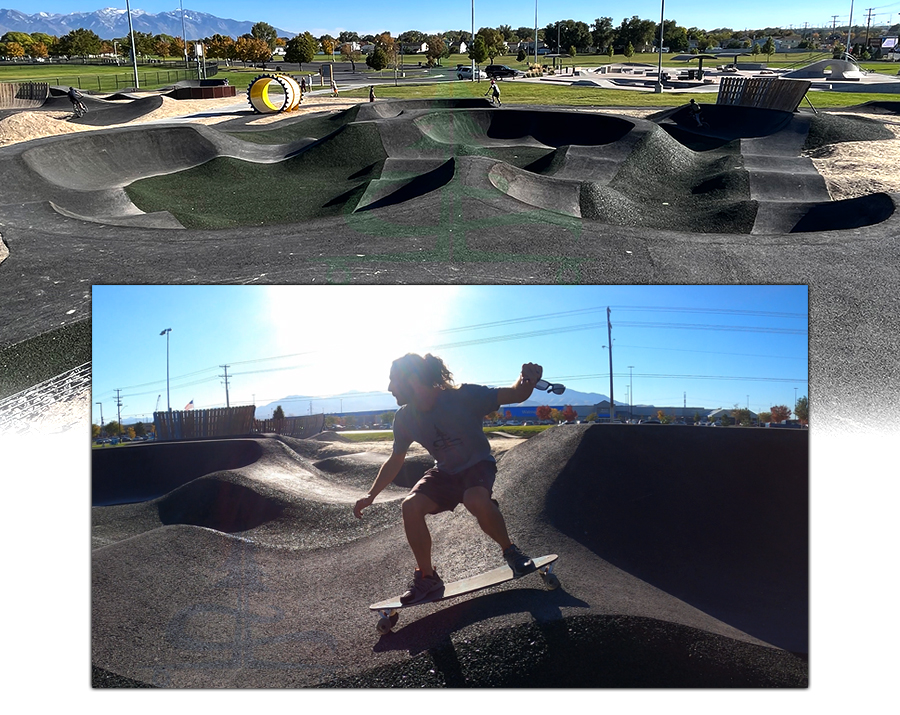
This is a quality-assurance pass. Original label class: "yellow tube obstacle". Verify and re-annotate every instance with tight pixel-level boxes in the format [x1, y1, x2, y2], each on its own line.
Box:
[247, 74, 302, 114]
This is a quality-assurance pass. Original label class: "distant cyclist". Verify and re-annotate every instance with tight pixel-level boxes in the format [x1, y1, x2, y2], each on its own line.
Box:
[67, 86, 87, 117]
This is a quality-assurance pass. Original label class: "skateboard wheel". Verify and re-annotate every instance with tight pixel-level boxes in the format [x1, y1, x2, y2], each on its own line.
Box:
[541, 571, 560, 590]
[376, 612, 399, 634]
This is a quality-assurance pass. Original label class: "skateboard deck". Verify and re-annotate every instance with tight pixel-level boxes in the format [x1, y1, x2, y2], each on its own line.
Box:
[369, 554, 559, 634]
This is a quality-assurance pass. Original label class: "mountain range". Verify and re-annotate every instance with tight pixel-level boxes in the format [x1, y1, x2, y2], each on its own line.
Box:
[0, 7, 295, 40]
[258, 387, 618, 420]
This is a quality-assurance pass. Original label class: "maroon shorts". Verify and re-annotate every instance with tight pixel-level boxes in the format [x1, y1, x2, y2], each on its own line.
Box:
[409, 460, 497, 514]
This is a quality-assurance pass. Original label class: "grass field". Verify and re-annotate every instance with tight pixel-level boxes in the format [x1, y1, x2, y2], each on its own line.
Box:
[339, 425, 551, 443]
[2, 53, 897, 108]
[338, 80, 899, 109]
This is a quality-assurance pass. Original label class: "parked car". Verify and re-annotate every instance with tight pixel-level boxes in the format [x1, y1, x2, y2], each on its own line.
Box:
[484, 64, 522, 79]
[457, 66, 488, 80]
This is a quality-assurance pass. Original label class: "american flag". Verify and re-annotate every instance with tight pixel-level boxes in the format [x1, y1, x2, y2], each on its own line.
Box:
[184, 400, 194, 410]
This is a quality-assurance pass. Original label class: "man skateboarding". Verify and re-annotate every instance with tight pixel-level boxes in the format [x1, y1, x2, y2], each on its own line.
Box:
[485, 78, 501, 107]
[688, 98, 705, 127]
[354, 353, 541, 605]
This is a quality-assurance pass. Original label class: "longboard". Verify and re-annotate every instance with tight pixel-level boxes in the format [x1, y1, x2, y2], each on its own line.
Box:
[369, 554, 559, 634]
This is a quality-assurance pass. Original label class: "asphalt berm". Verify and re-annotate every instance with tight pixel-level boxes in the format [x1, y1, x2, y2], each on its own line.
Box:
[91, 424, 808, 688]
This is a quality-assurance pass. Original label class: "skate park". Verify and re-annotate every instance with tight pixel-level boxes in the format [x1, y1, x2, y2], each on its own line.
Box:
[0, 71, 892, 691]
[1, 71, 899, 436]
[91, 423, 808, 687]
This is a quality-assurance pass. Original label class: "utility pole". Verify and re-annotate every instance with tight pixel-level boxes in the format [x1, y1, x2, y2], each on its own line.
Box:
[220, 365, 231, 408]
[115, 389, 123, 435]
[606, 307, 614, 422]
[863, 8, 875, 52]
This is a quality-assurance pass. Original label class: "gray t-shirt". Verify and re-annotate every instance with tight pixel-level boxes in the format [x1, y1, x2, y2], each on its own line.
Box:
[392, 384, 500, 473]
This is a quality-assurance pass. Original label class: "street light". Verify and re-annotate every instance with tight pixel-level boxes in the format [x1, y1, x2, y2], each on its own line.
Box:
[655, 0, 665, 93]
[160, 328, 172, 412]
[628, 365, 634, 421]
[95, 401, 104, 437]
[179, 0, 188, 67]
[125, 0, 140, 88]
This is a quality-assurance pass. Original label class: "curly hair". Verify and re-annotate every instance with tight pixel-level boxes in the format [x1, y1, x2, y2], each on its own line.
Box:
[390, 353, 456, 390]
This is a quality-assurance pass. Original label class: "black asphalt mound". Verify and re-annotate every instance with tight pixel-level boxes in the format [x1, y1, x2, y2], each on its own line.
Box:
[0, 320, 90, 400]
[92, 438, 264, 506]
[580, 125, 757, 233]
[91, 426, 808, 687]
[651, 104, 795, 148]
[537, 426, 807, 652]
[72, 95, 165, 126]
[835, 100, 900, 115]
[125, 122, 388, 228]
[791, 191, 896, 232]
[39, 92, 165, 125]
[413, 108, 636, 148]
[6, 99, 895, 236]
[321, 615, 808, 688]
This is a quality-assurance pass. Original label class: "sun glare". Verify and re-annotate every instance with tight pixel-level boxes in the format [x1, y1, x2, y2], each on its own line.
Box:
[262, 286, 462, 399]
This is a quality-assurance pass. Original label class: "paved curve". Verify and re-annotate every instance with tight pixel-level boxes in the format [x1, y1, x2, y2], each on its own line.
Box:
[91, 425, 808, 687]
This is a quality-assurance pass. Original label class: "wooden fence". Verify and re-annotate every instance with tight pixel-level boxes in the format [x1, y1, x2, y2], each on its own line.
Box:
[0, 82, 49, 108]
[253, 413, 326, 439]
[152, 406, 326, 441]
[154, 405, 256, 441]
[716, 76, 811, 112]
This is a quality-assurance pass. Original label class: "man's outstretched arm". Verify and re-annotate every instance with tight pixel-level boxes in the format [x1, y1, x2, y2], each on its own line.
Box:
[353, 449, 406, 518]
[496, 362, 543, 405]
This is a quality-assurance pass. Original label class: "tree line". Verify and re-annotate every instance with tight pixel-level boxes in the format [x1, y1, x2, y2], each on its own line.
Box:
[7, 15, 899, 66]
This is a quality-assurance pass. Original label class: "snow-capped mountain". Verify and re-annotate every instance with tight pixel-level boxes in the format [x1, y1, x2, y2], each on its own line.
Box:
[0, 7, 295, 39]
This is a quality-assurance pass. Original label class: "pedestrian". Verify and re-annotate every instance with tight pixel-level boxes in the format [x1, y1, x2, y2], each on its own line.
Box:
[485, 77, 501, 107]
[354, 353, 542, 605]
[300, 77, 307, 93]
[369, 85, 376, 102]
[331, 78, 339, 97]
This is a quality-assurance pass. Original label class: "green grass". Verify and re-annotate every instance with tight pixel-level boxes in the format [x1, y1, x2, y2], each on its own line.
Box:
[0, 61, 206, 91]
[3, 54, 897, 106]
[338, 426, 549, 443]
[126, 121, 388, 228]
[339, 79, 898, 109]
[340, 431, 393, 442]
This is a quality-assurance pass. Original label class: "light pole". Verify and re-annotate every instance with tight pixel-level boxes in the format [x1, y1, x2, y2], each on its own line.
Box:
[655, 0, 665, 93]
[471, 0, 475, 80]
[179, 0, 188, 67]
[628, 365, 634, 422]
[846, 0, 855, 60]
[125, 0, 140, 88]
[160, 328, 172, 412]
[95, 401, 104, 437]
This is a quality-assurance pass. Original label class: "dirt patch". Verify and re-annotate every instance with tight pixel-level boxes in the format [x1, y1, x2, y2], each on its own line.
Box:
[804, 114, 900, 200]
[0, 91, 368, 147]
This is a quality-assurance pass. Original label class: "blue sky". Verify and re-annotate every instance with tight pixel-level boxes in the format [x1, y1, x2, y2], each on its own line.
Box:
[27, 2, 900, 37]
[92, 285, 808, 424]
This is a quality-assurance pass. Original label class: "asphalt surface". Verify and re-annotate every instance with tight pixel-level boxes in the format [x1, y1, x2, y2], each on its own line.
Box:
[0, 97, 898, 435]
[91, 425, 808, 687]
